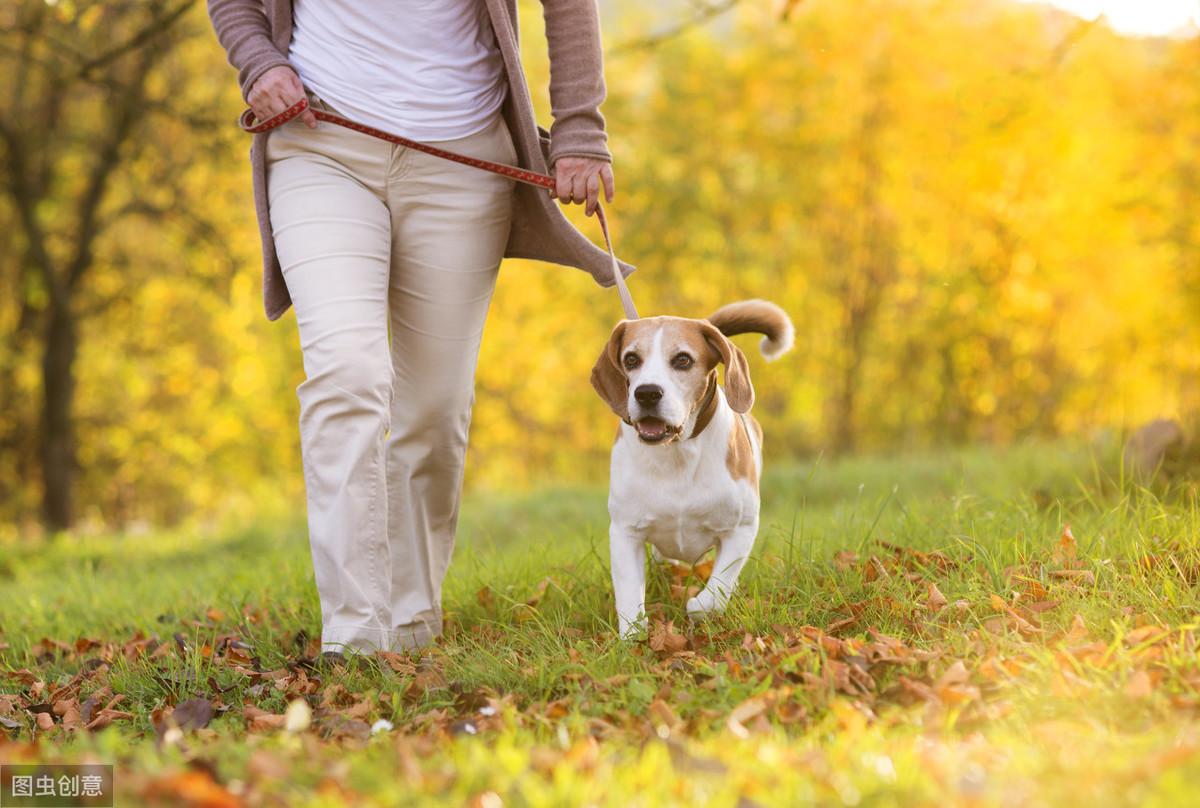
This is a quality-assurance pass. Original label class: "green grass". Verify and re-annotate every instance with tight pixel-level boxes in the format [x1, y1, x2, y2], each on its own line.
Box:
[4, 439, 1200, 806]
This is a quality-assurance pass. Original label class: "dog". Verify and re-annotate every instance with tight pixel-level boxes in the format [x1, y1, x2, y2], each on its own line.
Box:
[590, 300, 794, 637]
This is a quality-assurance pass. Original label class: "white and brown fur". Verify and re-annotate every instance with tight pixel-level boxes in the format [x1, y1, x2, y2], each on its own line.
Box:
[591, 300, 794, 637]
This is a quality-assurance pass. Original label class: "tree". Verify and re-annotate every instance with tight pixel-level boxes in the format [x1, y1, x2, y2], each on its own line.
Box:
[0, 0, 196, 530]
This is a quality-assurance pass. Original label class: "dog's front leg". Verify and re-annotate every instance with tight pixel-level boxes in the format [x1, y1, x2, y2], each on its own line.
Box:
[687, 519, 758, 618]
[609, 524, 647, 638]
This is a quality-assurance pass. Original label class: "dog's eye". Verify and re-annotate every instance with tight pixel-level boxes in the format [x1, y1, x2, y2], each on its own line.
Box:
[671, 353, 694, 370]
[622, 353, 641, 370]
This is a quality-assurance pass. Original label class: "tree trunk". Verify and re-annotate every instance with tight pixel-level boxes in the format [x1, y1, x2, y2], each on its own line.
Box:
[40, 300, 77, 532]
[831, 362, 858, 454]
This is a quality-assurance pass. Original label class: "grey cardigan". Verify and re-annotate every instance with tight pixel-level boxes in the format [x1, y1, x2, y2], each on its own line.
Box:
[206, 0, 633, 321]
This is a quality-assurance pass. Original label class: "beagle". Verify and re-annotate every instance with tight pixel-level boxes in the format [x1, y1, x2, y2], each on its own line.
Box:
[591, 300, 795, 637]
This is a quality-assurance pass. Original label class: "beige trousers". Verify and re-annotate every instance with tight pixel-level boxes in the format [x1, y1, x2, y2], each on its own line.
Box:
[266, 95, 516, 654]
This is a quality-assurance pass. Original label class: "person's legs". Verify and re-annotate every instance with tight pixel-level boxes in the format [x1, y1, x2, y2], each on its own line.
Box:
[384, 113, 517, 646]
[265, 115, 398, 655]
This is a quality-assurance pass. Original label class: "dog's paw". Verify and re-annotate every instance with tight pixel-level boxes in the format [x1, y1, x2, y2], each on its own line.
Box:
[686, 592, 724, 618]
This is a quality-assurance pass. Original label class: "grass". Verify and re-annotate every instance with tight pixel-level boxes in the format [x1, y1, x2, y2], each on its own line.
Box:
[3, 439, 1200, 806]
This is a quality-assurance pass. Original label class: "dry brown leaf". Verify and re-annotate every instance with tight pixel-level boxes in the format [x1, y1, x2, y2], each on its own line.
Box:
[832, 550, 858, 571]
[665, 737, 730, 774]
[143, 769, 242, 808]
[1049, 569, 1096, 586]
[85, 707, 134, 731]
[54, 699, 84, 731]
[648, 621, 688, 654]
[318, 715, 371, 741]
[1057, 524, 1077, 562]
[938, 683, 981, 705]
[243, 704, 287, 732]
[543, 698, 570, 720]
[983, 617, 1007, 635]
[927, 582, 948, 612]
[1066, 613, 1089, 642]
[937, 660, 970, 689]
[342, 698, 372, 720]
[898, 675, 937, 704]
[648, 698, 682, 734]
[1125, 625, 1168, 646]
[171, 698, 215, 732]
[1125, 670, 1155, 698]
[726, 696, 767, 739]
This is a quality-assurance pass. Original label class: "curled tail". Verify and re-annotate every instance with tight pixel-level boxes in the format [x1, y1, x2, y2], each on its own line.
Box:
[706, 299, 794, 361]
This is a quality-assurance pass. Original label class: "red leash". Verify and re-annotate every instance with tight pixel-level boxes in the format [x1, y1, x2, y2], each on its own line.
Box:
[240, 97, 639, 320]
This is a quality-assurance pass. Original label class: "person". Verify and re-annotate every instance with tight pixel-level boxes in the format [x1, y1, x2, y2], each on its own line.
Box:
[206, 0, 631, 657]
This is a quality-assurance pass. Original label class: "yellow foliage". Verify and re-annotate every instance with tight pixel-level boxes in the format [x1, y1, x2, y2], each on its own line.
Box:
[4, 0, 1200, 526]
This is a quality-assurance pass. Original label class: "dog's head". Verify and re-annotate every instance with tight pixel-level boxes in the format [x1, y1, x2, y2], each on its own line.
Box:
[591, 316, 754, 445]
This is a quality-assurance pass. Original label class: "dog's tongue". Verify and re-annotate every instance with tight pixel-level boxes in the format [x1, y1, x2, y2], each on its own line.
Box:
[636, 418, 669, 440]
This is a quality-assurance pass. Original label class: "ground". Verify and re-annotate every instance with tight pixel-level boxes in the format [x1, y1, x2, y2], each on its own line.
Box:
[2, 440, 1200, 806]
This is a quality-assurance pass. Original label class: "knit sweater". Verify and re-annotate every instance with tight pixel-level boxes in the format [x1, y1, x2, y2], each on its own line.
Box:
[206, 0, 633, 321]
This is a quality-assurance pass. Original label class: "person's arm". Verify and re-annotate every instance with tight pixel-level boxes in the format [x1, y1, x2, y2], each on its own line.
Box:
[541, 0, 616, 215]
[206, 0, 317, 127]
[206, 0, 291, 102]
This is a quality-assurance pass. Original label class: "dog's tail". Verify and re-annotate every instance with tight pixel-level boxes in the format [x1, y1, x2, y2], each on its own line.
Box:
[707, 300, 795, 361]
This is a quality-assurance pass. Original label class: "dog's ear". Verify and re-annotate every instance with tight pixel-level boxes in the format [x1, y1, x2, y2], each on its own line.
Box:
[591, 321, 631, 420]
[701, 322, 754, 413]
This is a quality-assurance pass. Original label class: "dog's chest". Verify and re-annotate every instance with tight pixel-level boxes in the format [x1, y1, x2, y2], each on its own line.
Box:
[609, 429, 756, 563]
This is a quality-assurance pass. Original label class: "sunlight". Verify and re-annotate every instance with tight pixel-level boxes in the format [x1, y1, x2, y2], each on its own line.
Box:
[1021, 0, 1200, 36]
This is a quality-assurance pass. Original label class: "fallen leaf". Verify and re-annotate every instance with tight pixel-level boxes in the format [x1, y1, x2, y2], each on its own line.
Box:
[1027, 600, 1060, 613]
[1049, 569, 1096, 586]
[937, 660, 970, 689]
[1058, 524, 1077, 558]
[833, 550, 858, 571]
[243, 704, 287, 732]
[665, 737, 729, 774]
[1126, 670, 1155, 698]
[1125, 625, 1168, 646]
[171, 698, 215, 732]
[319, 715, 371, 741]
[649, 699, 682, 735]
[927, 582, 948, 612]
[143, 770, 241, 808]
[648, 621, 688, 654]
[726, 697, 767, 739]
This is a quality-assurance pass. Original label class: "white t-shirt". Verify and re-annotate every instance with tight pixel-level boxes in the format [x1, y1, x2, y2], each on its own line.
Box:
[288, 0, 508, 141]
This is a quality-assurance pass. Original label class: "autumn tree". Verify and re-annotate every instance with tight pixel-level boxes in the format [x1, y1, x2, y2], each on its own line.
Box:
[0, 1, 229, 530]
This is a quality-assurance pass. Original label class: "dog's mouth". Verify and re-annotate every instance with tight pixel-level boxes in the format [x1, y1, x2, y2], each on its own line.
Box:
[634, 417, 681, 444]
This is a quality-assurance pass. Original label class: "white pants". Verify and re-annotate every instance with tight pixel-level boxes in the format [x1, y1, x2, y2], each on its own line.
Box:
[266, 95, 516, 654]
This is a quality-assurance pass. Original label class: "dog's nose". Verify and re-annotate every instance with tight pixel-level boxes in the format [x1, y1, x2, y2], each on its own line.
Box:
[634, 384, 663, 406]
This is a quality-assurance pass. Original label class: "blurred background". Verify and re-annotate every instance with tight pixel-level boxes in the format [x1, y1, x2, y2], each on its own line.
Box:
[2, 0, 1199, 537]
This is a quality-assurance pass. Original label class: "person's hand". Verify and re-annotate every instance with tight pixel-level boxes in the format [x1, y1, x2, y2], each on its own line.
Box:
[551, 157, 615, 216]
[248, 65, 317, 129]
